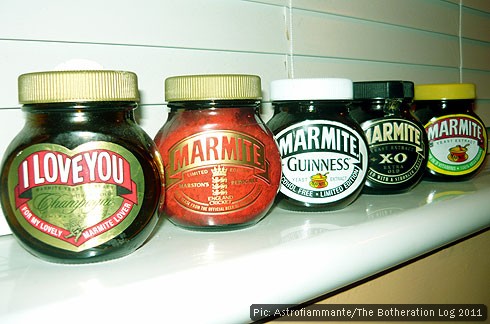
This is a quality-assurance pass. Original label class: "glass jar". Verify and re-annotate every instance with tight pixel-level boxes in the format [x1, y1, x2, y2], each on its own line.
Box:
[412, 83, 487, 181]
[267, 78, 369, 211]
[0, 70, 164, 264]
[350, 80, 428, 194]
[154, 74, 281, 230]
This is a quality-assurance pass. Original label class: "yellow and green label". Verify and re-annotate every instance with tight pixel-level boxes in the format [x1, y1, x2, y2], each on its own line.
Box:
[425, 114, 487, 175]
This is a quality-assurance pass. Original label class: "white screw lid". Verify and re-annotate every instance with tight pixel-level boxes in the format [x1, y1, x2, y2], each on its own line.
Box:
[270, 78, 353, 101]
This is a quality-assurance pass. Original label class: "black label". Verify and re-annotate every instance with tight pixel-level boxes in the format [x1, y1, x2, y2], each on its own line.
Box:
[362, 118, 426, 185]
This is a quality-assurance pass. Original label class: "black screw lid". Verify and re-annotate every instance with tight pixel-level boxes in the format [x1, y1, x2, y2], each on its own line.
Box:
[353, 81, 405, 99]
[402, 81, 414, 99]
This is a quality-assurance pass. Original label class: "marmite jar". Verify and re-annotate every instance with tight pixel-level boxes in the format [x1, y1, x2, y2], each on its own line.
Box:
[154, 74, 281, 230]
[412, 83, 487, 181]
[267, 78, 369, 211]
[351, 81, 428, 194]
[0, 70, 164, 264]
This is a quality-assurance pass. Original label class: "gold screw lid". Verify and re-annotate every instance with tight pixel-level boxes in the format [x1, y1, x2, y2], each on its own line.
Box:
[165, 74, 262, 102]
[414, 83, 476, 100]
[18, 70, 139, 104]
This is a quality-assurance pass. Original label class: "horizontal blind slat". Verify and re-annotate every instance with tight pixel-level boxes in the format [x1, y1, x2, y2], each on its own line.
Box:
[0, 0, 286, 53]
[293, 0, 460, 35]
[292, 10, 460, 67]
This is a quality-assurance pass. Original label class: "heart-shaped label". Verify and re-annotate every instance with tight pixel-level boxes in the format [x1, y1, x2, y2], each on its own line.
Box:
[8, 142, 144, 252]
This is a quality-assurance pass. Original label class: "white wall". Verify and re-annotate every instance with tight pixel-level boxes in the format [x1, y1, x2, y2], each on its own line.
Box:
[1, 0, 489, 234]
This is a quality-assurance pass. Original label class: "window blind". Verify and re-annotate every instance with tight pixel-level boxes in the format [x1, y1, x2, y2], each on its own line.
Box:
[0, 0, 488, 145]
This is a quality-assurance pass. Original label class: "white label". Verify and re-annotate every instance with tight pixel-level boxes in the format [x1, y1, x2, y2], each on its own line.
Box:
[275, 120, 368, 204]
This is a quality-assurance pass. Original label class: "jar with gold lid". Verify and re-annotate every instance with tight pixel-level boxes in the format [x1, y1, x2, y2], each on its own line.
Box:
[154, 74, 281, 230]
[0, 70, 164, 264]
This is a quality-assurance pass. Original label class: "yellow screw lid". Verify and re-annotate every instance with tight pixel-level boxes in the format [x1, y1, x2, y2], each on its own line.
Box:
[414, 83, 476, 100]
[165, 74, 262, 102]
[18, 70, 139, 104]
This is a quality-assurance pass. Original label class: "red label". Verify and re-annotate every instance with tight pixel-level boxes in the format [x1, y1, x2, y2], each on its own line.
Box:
[15, 150, 138, 208]
[18, 201, 134, 247]
[8, 142, 145, 252]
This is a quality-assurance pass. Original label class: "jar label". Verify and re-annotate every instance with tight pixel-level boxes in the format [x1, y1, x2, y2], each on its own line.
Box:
[275, 120, 368, 204]
[425, 114, 487, 175]
[166, 130, 272, 215]
[362, 118, 426, 185]
[8, 142, 144, 252]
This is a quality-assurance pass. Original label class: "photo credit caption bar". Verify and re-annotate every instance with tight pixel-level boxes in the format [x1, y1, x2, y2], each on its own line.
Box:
[250, 304, 487, 321]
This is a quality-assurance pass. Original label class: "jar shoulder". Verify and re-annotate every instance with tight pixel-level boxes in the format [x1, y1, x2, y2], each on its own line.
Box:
[267, 111, 356, 132]
[155, 108, 273, 143]
[2, 120, 155, 166]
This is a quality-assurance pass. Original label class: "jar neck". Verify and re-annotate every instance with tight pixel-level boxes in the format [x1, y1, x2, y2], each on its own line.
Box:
[22, 102, 137, 124]
[272, 100, 351, 114]
[353, 98, 406, 115]
[167, 100, 260, 111]
[414, 99, 474, 113]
